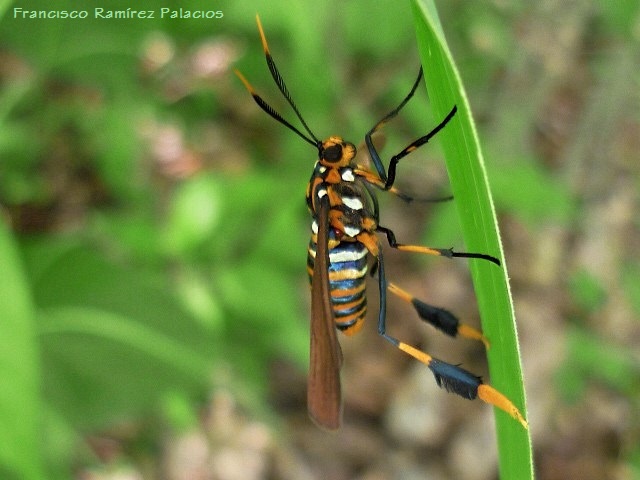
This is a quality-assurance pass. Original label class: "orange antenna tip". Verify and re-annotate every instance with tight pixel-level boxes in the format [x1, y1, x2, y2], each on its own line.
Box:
[234, 69, 255, 94]
[255, 14, 269, 54]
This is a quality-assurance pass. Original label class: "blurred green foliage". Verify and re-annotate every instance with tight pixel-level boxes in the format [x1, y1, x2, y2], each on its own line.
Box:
[1, 0, 320, 477]
[557, 327, 640, 403]
[1, 0, 639, 478]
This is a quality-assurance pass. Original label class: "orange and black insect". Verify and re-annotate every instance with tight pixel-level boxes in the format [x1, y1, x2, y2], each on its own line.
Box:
[235, 15, 527, 431]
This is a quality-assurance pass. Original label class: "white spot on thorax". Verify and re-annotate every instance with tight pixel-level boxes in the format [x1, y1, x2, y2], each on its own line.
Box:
[342, 196, 363, 210]
[341, 169, 355, 182]
[343, 225, 361, 237]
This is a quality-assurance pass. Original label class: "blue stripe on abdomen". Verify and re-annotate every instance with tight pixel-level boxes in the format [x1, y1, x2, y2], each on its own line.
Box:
[308, 239, 369, 331]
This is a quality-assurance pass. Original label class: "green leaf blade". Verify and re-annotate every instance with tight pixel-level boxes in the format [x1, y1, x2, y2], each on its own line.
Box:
[411, 1, 533, 478]
[0, 219, 44, 480]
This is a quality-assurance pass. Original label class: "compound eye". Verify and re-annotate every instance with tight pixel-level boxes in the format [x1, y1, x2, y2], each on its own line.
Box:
[322, 144, 342, 162]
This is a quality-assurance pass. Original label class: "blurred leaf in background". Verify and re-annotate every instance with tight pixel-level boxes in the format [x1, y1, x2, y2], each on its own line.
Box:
[0, 0, 312, 477]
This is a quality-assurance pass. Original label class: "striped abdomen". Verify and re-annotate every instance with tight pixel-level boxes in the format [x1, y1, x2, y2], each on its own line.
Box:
[307, 237, 369, 335]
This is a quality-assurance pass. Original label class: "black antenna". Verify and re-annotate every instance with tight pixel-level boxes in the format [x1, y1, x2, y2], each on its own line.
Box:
[235, 15, 320, 149]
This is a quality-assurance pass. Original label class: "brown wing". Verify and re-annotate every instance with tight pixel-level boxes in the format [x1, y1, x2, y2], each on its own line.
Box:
[307, 194, 343, 430]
